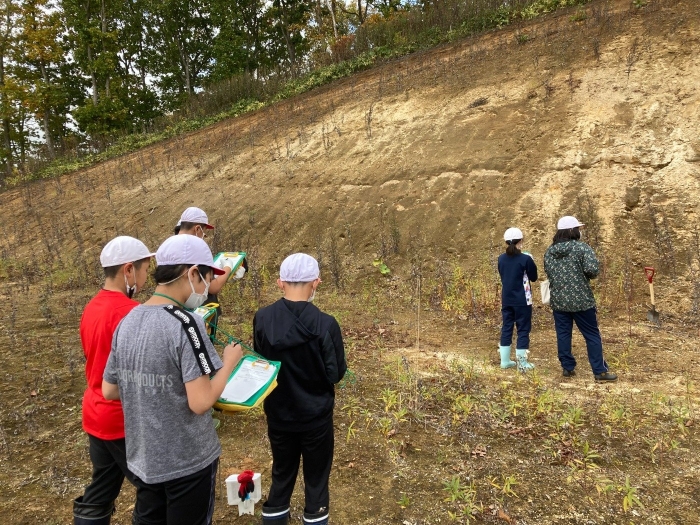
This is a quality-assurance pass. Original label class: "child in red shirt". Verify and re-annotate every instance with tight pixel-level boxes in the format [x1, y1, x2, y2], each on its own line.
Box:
[73, 236, 154, 525]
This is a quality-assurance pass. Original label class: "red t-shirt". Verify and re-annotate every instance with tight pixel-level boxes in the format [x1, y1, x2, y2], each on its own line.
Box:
[81, 289, 139, 440]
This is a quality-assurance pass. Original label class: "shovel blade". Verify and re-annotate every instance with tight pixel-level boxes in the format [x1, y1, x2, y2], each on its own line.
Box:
[647, 308, 660, 324]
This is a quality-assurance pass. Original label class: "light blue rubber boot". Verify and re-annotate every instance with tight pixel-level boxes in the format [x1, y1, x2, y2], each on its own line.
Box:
[516, 349, 535, 371]
[499, 346, 516, 369]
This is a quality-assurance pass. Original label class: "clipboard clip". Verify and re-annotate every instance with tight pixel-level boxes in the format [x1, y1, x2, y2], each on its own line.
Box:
[251, 359, 270, 369]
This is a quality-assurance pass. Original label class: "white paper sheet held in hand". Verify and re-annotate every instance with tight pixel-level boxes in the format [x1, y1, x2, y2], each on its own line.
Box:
[221, 360, 276, 403]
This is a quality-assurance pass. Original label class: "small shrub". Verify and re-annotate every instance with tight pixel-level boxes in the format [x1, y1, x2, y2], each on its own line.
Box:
[570, 8, 588, 22]
[516, 32, 531, 44]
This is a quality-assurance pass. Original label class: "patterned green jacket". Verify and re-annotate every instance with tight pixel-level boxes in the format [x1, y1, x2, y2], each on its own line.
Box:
[543, 240, 599, 312]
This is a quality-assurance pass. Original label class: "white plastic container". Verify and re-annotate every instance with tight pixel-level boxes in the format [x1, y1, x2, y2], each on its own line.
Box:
[225, 472, 262, 516]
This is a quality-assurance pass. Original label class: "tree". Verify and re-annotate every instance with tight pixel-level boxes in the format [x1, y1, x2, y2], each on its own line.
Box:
[18, 0, 71, 159]
[210, 0, 269, 81]
[114, 0, 161, 131]
[267, 0, 311, 73]
[147, 0, 215, 108]
[63, 0, 131, 144]
[0, 0, 19, 175]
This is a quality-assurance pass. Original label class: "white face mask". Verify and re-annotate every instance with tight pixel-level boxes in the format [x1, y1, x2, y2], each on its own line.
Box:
[125, 273, 137, 299]
[184, 269, 210, 310]
[308, 287, 316, 302]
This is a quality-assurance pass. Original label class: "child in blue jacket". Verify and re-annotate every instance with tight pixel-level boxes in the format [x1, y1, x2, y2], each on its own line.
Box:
[498, 227, 538, 371]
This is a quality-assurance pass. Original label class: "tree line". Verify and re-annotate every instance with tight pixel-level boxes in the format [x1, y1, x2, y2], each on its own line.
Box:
[0, 0, 586, 178]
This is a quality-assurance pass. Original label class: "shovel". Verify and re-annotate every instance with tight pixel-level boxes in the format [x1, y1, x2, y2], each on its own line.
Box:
[644, 266, 660, 324]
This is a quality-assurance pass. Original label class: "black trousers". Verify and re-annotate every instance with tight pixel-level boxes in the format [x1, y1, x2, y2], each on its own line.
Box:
[266, 419, 334, 514]
[74, 434, 135, 519]
[132, 459, 218, 525]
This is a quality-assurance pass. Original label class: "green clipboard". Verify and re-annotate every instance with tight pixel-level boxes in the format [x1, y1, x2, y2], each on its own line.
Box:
[214, 355, 280, 413]
[192, 303, 219, 323]
[212, 251, 247, 283]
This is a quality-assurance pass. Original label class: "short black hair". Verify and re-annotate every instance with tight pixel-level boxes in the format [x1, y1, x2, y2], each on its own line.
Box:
[103, 257, 151, 279]
[173, 221, 201, 235]
[552, 227, 581, 245]
[153, 264, 214, 284]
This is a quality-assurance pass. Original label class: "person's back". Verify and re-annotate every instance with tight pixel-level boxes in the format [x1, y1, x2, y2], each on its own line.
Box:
[73, 236, 154, 525]
[254, 253, 346, 525]
[80, 290, 138, 439]
[497, 228, 538, 371]
[254, 298, 345, 430]
[544, 216, 616, 382]
[109, 304, 223, 484]
[498, 252, 538, 307]
[544, 240, 599, 312]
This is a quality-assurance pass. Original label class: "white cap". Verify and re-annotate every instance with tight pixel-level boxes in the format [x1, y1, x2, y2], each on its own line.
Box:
[100, 236, 155, 267]
[280, 253, 320, 282]
[557, 216, 585, 230]
[156, 235, 226, 275]
[503, 227, 523, 242]
[176, 207, 214, 229]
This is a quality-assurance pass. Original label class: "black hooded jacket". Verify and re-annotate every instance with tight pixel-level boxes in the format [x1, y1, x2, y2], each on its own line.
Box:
[253, 298, 346, 431]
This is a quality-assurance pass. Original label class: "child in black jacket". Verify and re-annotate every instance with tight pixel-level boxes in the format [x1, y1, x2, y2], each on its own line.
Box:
[254, 253, 346, 525]
[498, 227, 538, 371]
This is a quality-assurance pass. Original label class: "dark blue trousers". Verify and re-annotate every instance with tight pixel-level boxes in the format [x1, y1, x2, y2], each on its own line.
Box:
[500, 305, 532, 349]
[553, 308, 609, 375]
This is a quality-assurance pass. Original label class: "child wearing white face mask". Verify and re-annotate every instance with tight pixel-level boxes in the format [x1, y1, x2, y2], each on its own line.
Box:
[253, 253, 347, 525]
[102, 234, 242, 525]
[73, 236, 154, 525]
[175, 206, 246, 342]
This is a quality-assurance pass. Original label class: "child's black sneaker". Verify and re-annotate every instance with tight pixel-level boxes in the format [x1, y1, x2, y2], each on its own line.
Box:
[562, 368, 576, 377]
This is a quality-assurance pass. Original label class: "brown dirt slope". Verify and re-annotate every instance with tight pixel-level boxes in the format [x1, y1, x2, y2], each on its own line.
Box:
[1, 0, 698, 282]
[0, 0, 699, 524]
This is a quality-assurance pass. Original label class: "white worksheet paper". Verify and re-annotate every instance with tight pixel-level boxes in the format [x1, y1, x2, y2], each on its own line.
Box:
[221, 360, 275, 403]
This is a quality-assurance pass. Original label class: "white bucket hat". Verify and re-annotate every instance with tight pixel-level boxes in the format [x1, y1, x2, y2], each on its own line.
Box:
[100, 236, 155, 267]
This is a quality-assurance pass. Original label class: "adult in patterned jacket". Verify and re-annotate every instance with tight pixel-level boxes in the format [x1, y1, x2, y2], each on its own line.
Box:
[73, 236, 155, 524]
[544, 216, 617, 382]
[254, 253, 347, 525]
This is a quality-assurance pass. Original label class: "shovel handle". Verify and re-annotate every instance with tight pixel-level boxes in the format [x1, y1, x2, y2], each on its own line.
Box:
[644, 266, 655, 284]
[648, 282, 655, 306]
